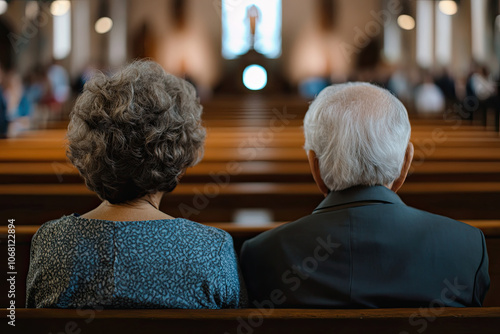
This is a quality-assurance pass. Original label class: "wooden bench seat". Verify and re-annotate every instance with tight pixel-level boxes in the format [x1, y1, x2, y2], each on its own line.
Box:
[2, 134, 500, 151]
[3, 161, 500, 184]
[0, 182, 499, 221]
[2, 182, 500, 196]
[1, 221, 499, 309]
[2, 146, 500, 163]
[1, 307, 499, 334]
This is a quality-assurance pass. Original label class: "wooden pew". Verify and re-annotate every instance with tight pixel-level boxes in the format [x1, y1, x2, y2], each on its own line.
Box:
[1, 307, 499, 334]
[2, 132, 500, 150]
[3, 146, 500, 163]
[1, 121, 499, 161]
[3, 135, 498, 146]
[1, 122, 499, 196]
[1, 126, 499, 221]
[2, 160, 500, 185]
[1, 182, 499, 222]
[1, 221, 499, 308]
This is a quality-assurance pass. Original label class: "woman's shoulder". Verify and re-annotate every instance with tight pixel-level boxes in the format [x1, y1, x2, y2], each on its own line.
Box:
[172, 218, 231, 238]
[135, 218, 233, 246]
[30, 215, 91, 250]
[34, 215, 75, 235]
[34, 216, 234, 249]
[112, 219, 235, 265]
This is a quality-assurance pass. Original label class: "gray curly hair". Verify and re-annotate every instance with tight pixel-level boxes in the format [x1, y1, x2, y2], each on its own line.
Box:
[67, 60, 205, 204]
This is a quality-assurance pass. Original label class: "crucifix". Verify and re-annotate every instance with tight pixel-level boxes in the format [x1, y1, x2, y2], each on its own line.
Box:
[246, 4, 261, 49]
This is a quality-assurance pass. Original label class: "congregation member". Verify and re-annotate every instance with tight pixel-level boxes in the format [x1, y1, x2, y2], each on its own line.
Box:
[414, 72, 445, 115]
[0, 66, 7, 138]
[240, 83, 490, 308]
[26, 60, 246, 309]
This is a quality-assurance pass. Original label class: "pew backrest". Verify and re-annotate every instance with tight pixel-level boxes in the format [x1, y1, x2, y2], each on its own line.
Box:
[1, 307, 499, 334]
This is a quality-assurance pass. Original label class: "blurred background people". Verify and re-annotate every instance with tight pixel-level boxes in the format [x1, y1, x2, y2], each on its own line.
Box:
[414, 71, 446, 116]
[0, 66, 8, 138]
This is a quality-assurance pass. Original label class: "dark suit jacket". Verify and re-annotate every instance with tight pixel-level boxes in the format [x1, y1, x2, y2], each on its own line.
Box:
[240, 186, 490, 308]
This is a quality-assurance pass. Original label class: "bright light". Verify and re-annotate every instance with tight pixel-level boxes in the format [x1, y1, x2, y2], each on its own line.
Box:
[397, 14, 416, 30]
[53, 3, 71, 59]
[416, 0, 433, 68]
[95, 17, 113, 34]
[435, 1, 452, 65]
[25, 1, 40, 20]
[242, 65, 267, 90]
[439, 1, 458, 16]
[0, 0, 8, 15]
[50, 0, 71, 16]
[222, 0, 282, 59]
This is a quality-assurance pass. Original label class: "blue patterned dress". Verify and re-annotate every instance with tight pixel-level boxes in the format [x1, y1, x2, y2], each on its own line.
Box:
[26, 214, 246, 309]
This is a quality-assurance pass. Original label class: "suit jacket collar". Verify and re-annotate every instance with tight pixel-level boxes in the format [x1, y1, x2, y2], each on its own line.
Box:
[314, 185, 405, 213]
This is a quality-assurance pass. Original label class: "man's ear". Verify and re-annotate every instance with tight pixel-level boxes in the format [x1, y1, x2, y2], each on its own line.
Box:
[307, 150, 329, 197]
[391, 142, 414, 193]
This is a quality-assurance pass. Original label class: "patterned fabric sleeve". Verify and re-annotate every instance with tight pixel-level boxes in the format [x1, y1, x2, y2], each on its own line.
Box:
[26, 221, 56, 308]
[217, 232, 248, 308]
[472, 229, 490, 306]
[25, 224, 41, 307]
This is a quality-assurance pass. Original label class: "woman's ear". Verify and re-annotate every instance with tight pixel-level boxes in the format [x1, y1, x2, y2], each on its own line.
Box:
[307, 150, 329, 197]
[391, 142, 414, 193]
[177, 169, 186, 182]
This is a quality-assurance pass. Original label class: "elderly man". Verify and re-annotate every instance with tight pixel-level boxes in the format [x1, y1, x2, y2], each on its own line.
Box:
[240, 83, 490, 308]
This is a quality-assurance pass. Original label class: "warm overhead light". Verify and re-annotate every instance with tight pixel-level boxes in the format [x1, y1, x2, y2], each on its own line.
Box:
[439, 1, 458, 16]
[25, 1, 40, 20]
[0, 0, 8, 15]
[397, 14, 416, 30]
[95, 17, 113, 34]
[242, 65, 268, 91]
[50, 0, 71, 16]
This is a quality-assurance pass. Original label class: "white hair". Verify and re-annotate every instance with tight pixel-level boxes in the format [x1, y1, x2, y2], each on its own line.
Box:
[303, 82, 411, 191]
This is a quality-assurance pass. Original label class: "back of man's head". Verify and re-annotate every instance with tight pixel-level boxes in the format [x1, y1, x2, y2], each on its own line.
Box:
[304, 82, 411, 191]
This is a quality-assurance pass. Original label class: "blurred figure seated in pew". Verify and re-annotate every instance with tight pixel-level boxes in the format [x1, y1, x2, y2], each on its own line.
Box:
[26, 60, 246, 309]
[414, 71, 445, 117]
[0, 66, 8, 139]
[240, 82, 490, 308]
[2, 70, 33, 137]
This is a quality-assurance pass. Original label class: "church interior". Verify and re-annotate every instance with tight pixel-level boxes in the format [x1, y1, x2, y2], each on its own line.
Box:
[0, 0, 500, 332]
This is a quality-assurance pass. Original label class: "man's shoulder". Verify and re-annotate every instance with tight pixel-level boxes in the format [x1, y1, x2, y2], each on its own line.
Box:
[242, 203, 483, 254]
[241, 213, 329, 254]
[398, 204, 483, 234]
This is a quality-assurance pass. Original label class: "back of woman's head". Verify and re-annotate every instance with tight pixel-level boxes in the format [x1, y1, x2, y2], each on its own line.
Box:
[67, 60, 205, 204]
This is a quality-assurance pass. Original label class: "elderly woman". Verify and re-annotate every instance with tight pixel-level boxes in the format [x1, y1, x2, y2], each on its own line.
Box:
[26, 60, 245, 309]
